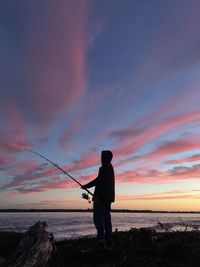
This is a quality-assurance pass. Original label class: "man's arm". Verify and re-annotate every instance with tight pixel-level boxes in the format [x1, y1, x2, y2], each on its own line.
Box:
[81, 168, 100, 189]
[81, 177, 98, 189]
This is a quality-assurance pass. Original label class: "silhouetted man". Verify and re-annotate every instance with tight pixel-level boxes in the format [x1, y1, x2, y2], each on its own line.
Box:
[82, 150, 115, 248]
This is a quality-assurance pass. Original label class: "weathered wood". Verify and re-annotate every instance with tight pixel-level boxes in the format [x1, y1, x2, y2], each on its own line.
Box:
[2, 222, 54, 267]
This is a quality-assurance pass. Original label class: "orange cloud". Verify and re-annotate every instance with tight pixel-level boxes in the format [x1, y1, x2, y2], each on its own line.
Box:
[117, 189, 200, 201]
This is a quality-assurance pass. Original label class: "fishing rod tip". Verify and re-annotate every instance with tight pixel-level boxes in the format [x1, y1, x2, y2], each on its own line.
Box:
[25, 148, 33, 153]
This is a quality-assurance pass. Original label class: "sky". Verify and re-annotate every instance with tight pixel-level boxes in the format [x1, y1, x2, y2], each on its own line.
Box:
[0, 0, 200, 211]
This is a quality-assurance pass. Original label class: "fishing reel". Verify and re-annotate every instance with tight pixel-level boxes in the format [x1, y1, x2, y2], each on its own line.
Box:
[82, 193, 91, 203]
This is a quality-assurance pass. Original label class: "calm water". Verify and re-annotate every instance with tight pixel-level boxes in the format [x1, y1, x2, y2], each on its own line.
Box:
[0, 212, 199, 240]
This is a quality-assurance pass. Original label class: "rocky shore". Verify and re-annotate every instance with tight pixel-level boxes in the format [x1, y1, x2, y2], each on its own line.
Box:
[0, 223, 200, 267]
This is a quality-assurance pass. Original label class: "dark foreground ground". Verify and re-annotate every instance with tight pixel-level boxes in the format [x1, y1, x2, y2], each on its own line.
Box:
[0, 228, 200, 267]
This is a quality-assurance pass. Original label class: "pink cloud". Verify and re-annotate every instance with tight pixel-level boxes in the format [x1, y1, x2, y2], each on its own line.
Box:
[2, 97, 27, 135]
[2, 154, 199, 194]
[3, 157, 98, 194]
[13, 159, 44, 174]
[0, 129, 33, 154]
[0, 155, 16, 165]
[62, 86, 199, 172]
[67, 153, 99, 173]
[142, 137, 200, 163]
[117, 164, 200, 185]
[1, 158, 90, 193]
[6, 175, 75, 195]
[0, 98, 33, 154]
[167, 154, 200, 164]
[1, 161, 56, 189]
[0, 138, 32, 153]
[25, 1, 89, 127]
[113, 110, 200, 160]
[11, 127, 197, 193]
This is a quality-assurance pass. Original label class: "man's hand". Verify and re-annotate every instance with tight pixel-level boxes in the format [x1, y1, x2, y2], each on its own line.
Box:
[81, 184, 87, 190]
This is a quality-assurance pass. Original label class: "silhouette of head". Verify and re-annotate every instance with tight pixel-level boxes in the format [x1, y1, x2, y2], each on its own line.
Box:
[101, 150, 113, 165]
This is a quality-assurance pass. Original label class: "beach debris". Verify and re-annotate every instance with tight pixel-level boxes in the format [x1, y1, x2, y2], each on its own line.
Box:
[156, 221, 200, 233]
[157, 221, 172, 232]
[2, 221, 55, 267]
[128, 227, 156, 245]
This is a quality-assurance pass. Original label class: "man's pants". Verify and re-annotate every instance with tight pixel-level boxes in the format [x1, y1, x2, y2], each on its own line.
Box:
[93, 201, 112, 244]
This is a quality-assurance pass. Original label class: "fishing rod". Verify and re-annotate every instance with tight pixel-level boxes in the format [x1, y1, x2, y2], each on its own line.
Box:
[26, 149, 93, 203]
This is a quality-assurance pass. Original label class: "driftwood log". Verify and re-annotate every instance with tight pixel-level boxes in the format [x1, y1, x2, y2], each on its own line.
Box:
[2, 222, 55, 267]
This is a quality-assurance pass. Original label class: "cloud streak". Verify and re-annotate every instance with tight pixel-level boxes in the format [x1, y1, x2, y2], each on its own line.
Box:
[167, 154, 200, 165]
[26, 1, 89, 126]
[117, 189, 200, 201]
[117, 164, 200, 185]
[113, 110, 200, 159]
[1, 1, 90, 135]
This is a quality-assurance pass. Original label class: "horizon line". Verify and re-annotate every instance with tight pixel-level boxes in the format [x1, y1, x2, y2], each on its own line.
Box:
[0, 208, 200, 213]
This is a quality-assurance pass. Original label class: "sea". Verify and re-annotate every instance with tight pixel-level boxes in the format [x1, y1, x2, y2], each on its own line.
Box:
[0, 212, 200, 240]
